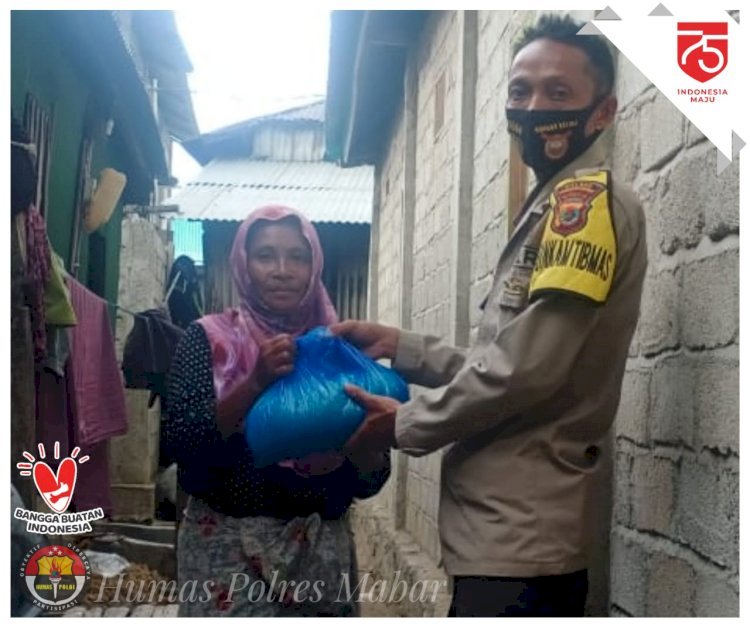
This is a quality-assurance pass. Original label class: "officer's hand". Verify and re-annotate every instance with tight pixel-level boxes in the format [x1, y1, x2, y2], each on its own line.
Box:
[329, 320, 399, 361]
[343, 384, 399, 462]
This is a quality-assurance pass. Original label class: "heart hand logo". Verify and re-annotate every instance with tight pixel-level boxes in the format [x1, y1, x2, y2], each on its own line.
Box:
[16, 442, 90, 514]
[32, 458, 78, 513]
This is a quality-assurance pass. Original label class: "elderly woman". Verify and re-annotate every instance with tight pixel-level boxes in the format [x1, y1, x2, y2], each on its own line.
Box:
[164, 206, 390, 617]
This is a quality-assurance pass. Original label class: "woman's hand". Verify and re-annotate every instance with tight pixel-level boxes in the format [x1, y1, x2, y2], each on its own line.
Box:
[215, 334, 294, 437]
[255, 333, 296, 389]
[329, 320, 399, 361]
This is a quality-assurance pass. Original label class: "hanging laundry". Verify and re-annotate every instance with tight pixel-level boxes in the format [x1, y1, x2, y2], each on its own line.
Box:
[25, 205, 51, 364]
[167, 255, 204, 329]
[70, 438, 113, 516]
[41, 249, 77, 378]
[36, 363, 115, 518]
[44, 249, 77, 326]
[35, 289, 120, 519]
[34, 367, 75, 478]
[42, 325, 71, 378]
[122, 308, 184, 410]
[67, 278, 128, 446]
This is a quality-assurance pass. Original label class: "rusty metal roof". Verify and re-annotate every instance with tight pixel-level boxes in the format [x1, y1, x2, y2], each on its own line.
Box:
[169, 157, 373, 224]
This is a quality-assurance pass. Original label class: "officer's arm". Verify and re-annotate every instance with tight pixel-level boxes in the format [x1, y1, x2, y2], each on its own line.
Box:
[394, 295, 600, 456]
[393, 331, 469, 388]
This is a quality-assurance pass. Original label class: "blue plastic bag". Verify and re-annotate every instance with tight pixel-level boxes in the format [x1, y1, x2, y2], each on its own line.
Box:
[245, 326, 409, 467]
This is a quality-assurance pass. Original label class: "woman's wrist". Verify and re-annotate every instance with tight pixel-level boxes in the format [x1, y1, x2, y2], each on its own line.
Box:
[247, 374, 264, 398]
[216, 376, 262, 437]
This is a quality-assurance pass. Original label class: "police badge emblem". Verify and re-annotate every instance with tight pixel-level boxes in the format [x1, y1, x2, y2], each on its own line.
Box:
[541, 130, 573, 160]
[550, 179, 606, 236]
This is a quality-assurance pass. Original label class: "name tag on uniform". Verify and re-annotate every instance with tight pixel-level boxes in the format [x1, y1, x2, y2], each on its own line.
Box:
[499, 243, 538, 310]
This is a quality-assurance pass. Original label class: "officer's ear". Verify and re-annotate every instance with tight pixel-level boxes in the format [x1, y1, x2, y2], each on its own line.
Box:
[586, 94, 617, 136]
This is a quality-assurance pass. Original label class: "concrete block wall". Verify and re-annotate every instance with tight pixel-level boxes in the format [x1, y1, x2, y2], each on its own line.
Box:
[377, 107, 407, 331]
[610, 57, 739, 617]
[405, 10, 459, 562]
[412, 11, 457, 340]
[471, 11, 512, 336]
[371, 106, 408, 521]
[114, 214, 172, 358]
[111, 214, 172, 520]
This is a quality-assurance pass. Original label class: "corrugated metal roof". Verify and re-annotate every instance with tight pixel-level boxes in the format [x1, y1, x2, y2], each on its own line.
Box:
[168, 158, 374, 224]
[183, 99, 325, 165]
[201, 99, 324, 138]
[263, 100, 325, 123]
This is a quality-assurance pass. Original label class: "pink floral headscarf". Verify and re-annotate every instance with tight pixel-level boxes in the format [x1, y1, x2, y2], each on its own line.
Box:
[197, 205, 338, 404]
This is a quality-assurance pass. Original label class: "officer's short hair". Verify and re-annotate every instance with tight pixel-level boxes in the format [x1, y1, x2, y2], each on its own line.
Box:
[512, 14, 616, 97]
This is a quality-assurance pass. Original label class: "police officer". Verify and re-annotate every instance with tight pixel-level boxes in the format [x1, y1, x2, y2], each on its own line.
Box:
[332, 14, 647, 617]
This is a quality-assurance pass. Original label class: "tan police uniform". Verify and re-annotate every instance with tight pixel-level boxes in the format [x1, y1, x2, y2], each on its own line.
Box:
[393, 138, 647, 577]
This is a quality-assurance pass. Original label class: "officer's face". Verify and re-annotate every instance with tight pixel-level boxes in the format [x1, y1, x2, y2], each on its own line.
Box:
[507, 38, 616, 135]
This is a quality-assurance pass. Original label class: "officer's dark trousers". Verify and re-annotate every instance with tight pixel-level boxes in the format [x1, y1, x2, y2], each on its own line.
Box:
[447, 570, 588, 617]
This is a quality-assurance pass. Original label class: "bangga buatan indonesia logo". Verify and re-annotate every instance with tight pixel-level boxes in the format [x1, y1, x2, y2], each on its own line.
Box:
[677, 22, 728, 82]
[14, 441, 104, 534]
[19, 544, 91, 612]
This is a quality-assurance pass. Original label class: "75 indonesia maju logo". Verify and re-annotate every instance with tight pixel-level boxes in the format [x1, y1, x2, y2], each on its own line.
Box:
[677, 22, 728, 83]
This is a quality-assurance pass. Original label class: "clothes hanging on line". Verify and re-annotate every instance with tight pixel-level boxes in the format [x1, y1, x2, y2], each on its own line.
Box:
[122, 308, 184, 409]
[67, 277, 128, 447]
[41, 249, 76, 377]
[35, 357, 114, 517]
[44, 249, 77, 326]
[25, 205, 51, 364]
[42, 325, 70, 378]
[33, 277, 127, 518]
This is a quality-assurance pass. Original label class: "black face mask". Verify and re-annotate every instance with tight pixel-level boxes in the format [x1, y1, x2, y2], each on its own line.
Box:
[506, 100, 603, 182]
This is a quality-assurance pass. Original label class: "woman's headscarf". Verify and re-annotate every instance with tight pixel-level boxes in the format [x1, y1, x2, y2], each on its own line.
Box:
[198, 205, 338, 404]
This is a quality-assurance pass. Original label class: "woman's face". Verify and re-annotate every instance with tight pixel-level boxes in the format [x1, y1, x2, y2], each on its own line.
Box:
[245, 221, 313, 314]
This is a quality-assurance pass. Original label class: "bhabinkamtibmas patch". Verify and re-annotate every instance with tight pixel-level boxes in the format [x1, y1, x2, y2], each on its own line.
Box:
[529, 170, 616, 304]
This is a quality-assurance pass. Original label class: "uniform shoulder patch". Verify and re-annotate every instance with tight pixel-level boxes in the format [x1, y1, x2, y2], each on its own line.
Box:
[550, 178, 606, 235]
[529, 170, 617, 304]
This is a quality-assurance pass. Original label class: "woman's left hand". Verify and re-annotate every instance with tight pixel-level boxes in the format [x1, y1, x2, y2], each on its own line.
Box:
[255, 333, 296, 389]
